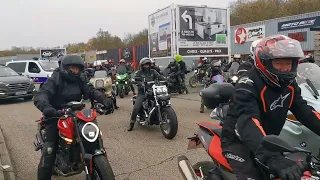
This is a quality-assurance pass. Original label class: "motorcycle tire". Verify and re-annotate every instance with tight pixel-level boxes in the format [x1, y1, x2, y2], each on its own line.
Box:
[91, 155, 115, 180]
[192, 161, 223, 180]
[189, 76, 198, 88]
[160, 107, 178, 139]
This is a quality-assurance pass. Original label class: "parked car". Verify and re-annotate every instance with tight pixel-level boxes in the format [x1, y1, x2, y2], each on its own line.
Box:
[0, 65, 36, 101]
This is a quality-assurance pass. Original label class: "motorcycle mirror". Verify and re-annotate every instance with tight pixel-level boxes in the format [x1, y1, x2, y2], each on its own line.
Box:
[261, 135, 296, 153]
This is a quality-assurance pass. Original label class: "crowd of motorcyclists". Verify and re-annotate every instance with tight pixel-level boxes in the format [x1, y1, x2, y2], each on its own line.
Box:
[32, 34, 320, 180]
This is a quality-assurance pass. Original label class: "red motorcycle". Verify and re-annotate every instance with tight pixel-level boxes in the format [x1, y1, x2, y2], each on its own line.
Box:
[177, 121, 320, 180]
[34, 101, 115, 180]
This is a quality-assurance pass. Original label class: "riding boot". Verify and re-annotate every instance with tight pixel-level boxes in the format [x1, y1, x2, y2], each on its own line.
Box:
[127, 120, 135, 131]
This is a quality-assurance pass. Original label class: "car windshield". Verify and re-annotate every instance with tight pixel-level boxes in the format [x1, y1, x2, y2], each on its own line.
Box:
[94, 70, 107, 78]
[297, 63, 320, 90]
[0, 66, 19, 77]
[39, 61, 58, 71]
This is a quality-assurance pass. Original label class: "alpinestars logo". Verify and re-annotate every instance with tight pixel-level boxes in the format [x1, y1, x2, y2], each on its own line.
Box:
[270, 93, 290, 111]
[224, 153, 245, 162]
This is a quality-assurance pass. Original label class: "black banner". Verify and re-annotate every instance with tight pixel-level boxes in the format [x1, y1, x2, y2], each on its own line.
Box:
[179, 47, 228, 56]
[121, 47, 133, 62]
[278, 16, 320, 31]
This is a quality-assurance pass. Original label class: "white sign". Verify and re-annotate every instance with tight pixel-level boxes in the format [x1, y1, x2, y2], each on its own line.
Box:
[148, 6, 173, 58]
[234, 25, 265, 44]
[96, 50, 107, 54]
[40, 48, 66, 60]
[177, 6, 229, 56]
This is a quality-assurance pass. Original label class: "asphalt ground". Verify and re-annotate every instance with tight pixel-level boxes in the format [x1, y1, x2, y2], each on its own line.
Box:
[0, 89, 216, 180]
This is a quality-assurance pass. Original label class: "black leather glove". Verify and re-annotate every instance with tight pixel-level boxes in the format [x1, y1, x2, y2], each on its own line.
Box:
[267, 156, 308, 180]
[43, 107, 57, 118]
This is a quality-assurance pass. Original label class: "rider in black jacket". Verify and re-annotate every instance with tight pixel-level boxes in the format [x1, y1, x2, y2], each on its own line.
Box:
[128, 57, 164, 131]
[221, 35, 320, 180]
[34, 55, 114, 180]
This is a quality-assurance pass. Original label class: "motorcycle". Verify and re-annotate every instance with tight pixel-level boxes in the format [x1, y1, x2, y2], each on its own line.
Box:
[226, 73, 239, 86]
[116, 73, 131, 98]
[33, 101, 115, 180]
[281, 63, 320, 156]
[177, 121, 320, 180]
[200, 75, 225, 113]
[131, 79, 178, 139]
[189, 67, 208, 88]
[199, 82, 234, 113]
[166, 71, 189, 94]
[89, 70, 116, 111]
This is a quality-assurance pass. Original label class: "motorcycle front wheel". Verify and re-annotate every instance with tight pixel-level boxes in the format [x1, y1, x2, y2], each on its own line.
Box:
[91, 155, 115, 180]
[160, 107, 178, 139]
[189, 76, 198, 88]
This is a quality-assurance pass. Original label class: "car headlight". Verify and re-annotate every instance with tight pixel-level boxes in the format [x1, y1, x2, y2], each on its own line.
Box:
[231, 76, 238, 82]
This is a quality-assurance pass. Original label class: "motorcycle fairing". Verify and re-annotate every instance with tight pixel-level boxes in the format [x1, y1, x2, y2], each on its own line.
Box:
[76, 109, 97, 122]
[196, 121, 233, 172]
[57, 117, 75, 141]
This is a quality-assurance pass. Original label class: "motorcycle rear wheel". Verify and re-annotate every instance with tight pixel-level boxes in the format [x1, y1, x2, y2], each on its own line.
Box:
[189, 76, 198, 88]
[160, 107, 178, 139]
[91, 155, 115, 180]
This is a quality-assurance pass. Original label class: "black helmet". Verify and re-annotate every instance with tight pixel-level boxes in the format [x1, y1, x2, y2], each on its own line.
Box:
[60, 55, 84, 81]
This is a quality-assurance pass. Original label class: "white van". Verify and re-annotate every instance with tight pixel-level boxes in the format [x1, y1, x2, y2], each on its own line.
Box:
[6, 60, 58, 91]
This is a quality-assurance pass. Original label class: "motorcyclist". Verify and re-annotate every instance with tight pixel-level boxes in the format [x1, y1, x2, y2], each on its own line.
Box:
[117, 59, 136, 95]
[33, 55, 114, 180]
[127, 57, 164, 131]
[150, 58, 161, 74]
[205, 59, 222, 81]
[93, 60, 106, 72]
[221, 35, 320, 180]
[227, 54, 242, 74]
[174, 54, 187, 89]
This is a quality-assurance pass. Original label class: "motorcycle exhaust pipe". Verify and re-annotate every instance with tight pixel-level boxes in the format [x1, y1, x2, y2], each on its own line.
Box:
[177, 155, 200, 180]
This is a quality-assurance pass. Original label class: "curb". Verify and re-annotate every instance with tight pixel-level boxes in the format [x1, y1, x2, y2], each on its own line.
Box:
[0, 126, 15, 180]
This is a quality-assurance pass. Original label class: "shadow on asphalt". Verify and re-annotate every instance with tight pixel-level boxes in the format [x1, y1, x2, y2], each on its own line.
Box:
[0, 98, 32, 105]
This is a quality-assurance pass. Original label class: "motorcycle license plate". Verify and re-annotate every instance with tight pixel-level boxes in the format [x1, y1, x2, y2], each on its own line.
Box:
[15, 91, 27, 95]
[187, 136, 202, 150]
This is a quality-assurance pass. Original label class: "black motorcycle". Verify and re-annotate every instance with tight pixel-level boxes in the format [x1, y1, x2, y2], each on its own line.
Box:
[34, 101, 115, 180]
[166, 71, 189, 94]
[131, 79, 178, 139]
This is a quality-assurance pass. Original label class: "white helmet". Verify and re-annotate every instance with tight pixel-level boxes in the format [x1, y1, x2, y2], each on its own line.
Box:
[250, 39, 262, 61]
[234, 54, 241, 59]
[93, 60, 102, 67]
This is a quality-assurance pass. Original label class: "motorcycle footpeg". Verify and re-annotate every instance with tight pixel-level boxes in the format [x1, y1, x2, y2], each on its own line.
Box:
[34, 142, 42, 151]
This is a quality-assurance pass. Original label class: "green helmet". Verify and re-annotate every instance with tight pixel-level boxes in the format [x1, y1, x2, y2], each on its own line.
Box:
[174, 54, 183, 62]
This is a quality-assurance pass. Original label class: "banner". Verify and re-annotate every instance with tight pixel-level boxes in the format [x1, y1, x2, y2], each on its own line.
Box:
[288, 31, 308, 42]
[234, 25, 265, 44]
[278, 16, 320, 31]
[148, 6, 172, 58]
[40, 48, 66, 60]
[177, 6, 229, 56]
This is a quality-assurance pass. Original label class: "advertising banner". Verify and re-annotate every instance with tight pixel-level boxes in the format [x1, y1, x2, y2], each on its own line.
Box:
[288, 31, 308, 42]
[234, 25, 265, 44]
[278, 16, 320, 31]
[177, 6, 229, 56]
[40, 48, 66, 60]
[120, 47, 133, 62]
[148, 6, 172, 58]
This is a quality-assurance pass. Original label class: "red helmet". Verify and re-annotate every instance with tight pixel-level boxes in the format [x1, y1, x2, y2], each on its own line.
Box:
[254, 35, 304, 88]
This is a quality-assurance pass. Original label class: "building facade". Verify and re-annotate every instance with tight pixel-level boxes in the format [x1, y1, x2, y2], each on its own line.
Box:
[231, 11, 320, 59]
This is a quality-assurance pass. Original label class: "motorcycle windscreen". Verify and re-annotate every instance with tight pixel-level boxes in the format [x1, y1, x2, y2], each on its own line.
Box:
[297, 63, 320, 92]
[211, 75, 224, 83]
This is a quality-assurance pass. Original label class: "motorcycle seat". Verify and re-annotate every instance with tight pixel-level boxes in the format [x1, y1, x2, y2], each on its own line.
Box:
[210, 126, 222, 137]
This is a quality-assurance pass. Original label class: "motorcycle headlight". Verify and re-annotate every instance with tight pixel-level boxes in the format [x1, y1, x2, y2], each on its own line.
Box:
[95, 79, 104, 88]
[125, 81, 128, 84]
[231, 76, 238, 82]
[194, 69, 198, 73]
[156, 87, 168, 94]
[81, 122, 100, 143]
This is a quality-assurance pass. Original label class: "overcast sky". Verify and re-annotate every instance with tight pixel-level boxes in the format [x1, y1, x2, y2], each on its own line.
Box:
[0, 0, 233, 50]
